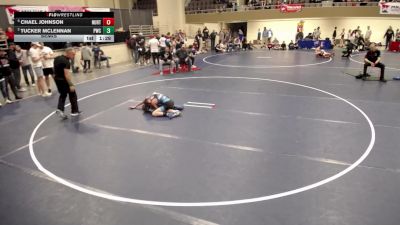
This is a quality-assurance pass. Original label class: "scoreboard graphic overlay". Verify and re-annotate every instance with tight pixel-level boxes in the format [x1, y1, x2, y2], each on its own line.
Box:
[14, 12, 114, 42]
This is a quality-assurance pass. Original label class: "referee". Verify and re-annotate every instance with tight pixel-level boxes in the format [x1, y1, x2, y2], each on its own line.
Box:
[54, 48, 80, 119]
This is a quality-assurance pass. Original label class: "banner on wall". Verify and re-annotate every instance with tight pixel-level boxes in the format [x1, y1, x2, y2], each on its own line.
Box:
[5, 6, 110, 24]
[379, 2, 400, 14]
[280, 4, 302, 13]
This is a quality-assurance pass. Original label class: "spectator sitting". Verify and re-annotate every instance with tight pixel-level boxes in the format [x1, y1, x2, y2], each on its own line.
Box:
[288, 40, 295, 50]
[267, 43, 273, 50]
[159, 47, 175, 75]
[357, 34, 366, 51]
[305, 33, 313, 40]
[281, 41, 287, 50]
[233, 37, 241, 51]
[98, 48, 111, 68]
[188, 45, 196, 66]
[215, 41, 226, 53]
[227, 39, 235, 52]
[342, 40, 354, 58]
[175, 46, 192, 72]
[0, 28, 6, 40]
[242, 38, 253, 51]
[272, 38, 280, 50]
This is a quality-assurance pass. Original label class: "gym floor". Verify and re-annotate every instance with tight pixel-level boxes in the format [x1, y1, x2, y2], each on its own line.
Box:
[1, 49, 400, 225]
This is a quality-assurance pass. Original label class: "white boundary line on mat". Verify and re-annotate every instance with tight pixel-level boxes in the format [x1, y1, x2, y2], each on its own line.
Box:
[29, 76, 375, 207]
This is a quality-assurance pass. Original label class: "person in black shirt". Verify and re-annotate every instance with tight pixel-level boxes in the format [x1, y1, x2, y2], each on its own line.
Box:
[8, 43, 24, 91]
[128, 35, 138, 64]
[356, 43, 386, 82]
[53, 48, 80, 119]
[159, 47, 175, 75]
[175, 46, 192, 72]
[384, 26, 394, 50]
[288, 40, 295, 50]
[210, 30, 217, 51]
[332, 27, 337, 46]
[202, 27, 209, 49]
[281, 41, 287, 50]
[0, 49, 21, 103]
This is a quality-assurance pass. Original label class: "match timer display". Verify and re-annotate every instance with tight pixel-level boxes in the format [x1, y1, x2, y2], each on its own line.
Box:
[14, 12, 115, 42]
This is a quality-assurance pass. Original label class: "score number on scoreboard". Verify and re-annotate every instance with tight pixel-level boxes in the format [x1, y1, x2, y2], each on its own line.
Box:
[84, 17, 115, 42]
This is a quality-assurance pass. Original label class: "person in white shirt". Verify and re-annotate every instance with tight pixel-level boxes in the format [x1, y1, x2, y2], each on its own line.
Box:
[15, 45, 35, 87]
[159, 34, 167, 50]
[40, 43, 55, 95]
[148, 35, 160, 65]
[29, 42, 50, 97]
[365, 26, 372, 44]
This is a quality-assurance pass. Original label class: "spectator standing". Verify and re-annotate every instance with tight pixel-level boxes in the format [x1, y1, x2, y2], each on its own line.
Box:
[8, 43, 25, 92]
[0, 49, 21, 102]
[225, 29, 232, 44]
[339, 28, 345, 47]
[15, 45, 35, 87]
[210, 30, 217, 51]
[332, 27, 337, 45]
[137, 33, 146, 65]
[267, 28, 273, 43]
[5, 27, 14, 44]
[195, 32, 202, 51]
[128, 35, 138, 64]
[203, 26, 210, 49]
[315, 27, 321, 40]
[347, 29, 352, 41]
[148, 35, 160, 66]
[40, 44, 55, 95]
[238, 29, 244, 42]
[219, 29, 225, 44]
[262, 27, 268, 44]
[383, 26, 394, 50]
[81, 43, 93, 73]
[92, 43, 101, 68]
[29, 42, 50, 97]
[365, 26, 372, 44]
[257, 28, 261, 42]
[159, 34, 167, 51]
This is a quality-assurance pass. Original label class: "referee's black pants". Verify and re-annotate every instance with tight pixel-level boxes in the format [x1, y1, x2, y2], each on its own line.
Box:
[363, 62, 385, 80]
[55, 79, 79, 113]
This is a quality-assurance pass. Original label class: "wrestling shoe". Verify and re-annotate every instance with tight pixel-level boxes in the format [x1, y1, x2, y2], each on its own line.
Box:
[166, 111, 181, 119]
[56, 110, 68, 120]
[5, 99, 13, 104]
[174, 105, 184, 111]
[70, 111, 82, 117]
[379, 79, 387, 83]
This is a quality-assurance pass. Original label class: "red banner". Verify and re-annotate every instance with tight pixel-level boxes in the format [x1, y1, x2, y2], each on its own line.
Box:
[280, 4, 302, 13]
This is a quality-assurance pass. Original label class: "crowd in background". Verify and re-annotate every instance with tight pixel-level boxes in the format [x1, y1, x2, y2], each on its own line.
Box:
[127, 30, 198, 75]
[186, 0, 385, 13]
